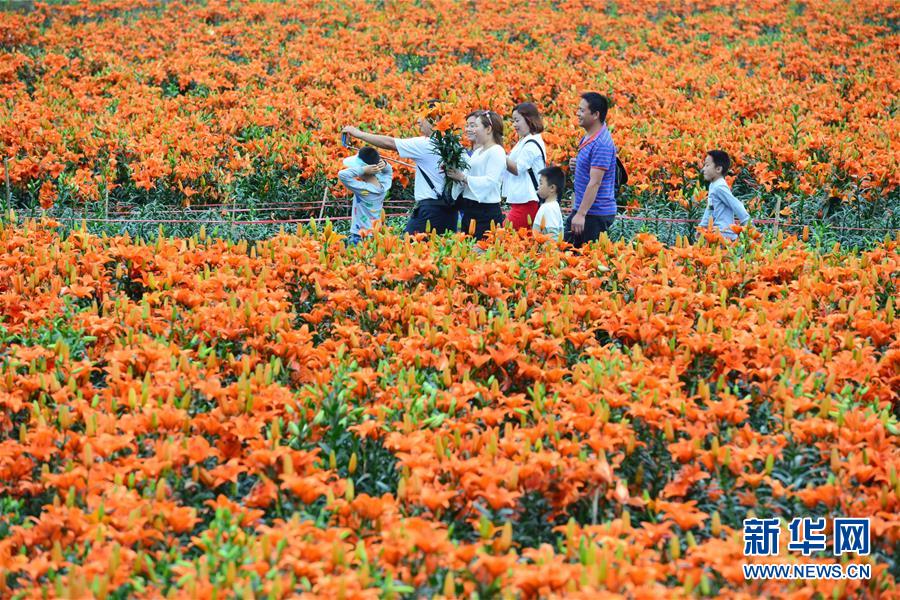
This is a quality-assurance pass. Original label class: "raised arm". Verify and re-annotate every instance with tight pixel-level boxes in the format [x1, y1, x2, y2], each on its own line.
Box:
[342, 126, 398, 151]
[376, 161, 393, 190]
[338, 165, 368, 194]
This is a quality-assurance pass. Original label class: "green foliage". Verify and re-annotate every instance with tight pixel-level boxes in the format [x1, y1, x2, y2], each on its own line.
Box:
[394, 52, 432, 74]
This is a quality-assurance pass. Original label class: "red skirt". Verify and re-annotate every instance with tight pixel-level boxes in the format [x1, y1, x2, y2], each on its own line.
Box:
[506, 201, 540, 230]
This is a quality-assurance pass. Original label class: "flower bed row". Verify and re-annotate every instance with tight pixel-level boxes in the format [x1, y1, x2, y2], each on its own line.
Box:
[0, 220, 897, 597]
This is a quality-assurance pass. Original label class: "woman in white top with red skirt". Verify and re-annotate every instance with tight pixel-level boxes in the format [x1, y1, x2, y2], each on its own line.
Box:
[447, 110, 507, 240]
[503, 102, 547, 230]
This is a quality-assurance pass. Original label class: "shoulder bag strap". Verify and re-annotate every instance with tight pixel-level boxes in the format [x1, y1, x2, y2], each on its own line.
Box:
[523, 139, 546, 192]
[416, 163, 437, 192]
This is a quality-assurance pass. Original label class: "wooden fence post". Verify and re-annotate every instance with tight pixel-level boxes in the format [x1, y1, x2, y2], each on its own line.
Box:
[773, 194, 782, 236]
[4, 156, 10, 215]
[318, 186, 328, 221]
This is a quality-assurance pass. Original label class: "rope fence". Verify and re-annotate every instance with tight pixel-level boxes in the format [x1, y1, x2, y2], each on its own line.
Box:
[13, 211, 898, 234]
[103, 201, 656, 214]
[614, 215, 899, 233]
[70, 201, 897, 234]
[7, 187, 898, 235]
[29, 214, 411, 226]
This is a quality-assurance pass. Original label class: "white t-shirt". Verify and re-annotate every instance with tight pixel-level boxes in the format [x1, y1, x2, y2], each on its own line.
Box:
[532, 200, 564, 239]
[394, 136, 444, 202]
[460, 144, 506, 204]
[503, 133, 546, 204]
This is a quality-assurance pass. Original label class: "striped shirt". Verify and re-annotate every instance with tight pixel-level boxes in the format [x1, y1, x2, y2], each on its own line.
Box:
[573, 125, 616, 216]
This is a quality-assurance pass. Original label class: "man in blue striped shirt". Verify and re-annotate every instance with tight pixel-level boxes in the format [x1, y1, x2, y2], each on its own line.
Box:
[565, 92, 617, 248]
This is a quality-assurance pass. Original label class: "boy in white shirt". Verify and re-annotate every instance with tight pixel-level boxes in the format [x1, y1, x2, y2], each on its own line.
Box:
[533, 166, 565, 240]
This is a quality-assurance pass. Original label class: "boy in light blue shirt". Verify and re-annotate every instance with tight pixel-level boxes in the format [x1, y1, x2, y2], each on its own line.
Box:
[338, 146, 393, 245]
[699, 150, 751, 241]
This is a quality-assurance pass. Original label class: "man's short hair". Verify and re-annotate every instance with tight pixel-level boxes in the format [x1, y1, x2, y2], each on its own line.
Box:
[358, 146, 380, 165]
[706, 150, 731, 175]
[539, 166, 566, 197]
[581, 92, 609, 123]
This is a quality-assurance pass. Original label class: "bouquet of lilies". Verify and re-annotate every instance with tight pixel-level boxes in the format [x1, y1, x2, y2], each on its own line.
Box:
[423, 102, 468, 201]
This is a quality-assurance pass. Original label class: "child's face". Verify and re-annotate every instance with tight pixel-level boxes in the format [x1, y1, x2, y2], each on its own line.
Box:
[512, 111, 530, 138]
[701, 155, 721, 182]
[537, 176, 554, 200]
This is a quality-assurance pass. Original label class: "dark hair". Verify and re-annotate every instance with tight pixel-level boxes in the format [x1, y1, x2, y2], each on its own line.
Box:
[539, 166, 565, 198]
[706, 150, 731, 175]
[475, 110, 504, 145]
[513, 102, 544, 134]
[419, 98, 442, 124]
[358, 146, 380, 165]
[581, 92, 609, 123]
[466, 109, 485, 120]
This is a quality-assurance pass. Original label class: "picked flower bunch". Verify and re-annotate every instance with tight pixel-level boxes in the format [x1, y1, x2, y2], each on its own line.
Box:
[422, 101, 468, 206]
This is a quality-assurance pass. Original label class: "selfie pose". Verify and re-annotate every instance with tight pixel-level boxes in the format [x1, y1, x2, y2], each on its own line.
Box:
[342, 103, 458, 236]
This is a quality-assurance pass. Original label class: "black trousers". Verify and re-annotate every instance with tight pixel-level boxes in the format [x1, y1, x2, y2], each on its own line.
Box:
[564, 213, 615, 248]
[404, 201, 459, 235]
[460, 200, 504, 240]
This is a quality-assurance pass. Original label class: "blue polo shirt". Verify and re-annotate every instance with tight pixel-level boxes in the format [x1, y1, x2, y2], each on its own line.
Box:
[573, 125, 617, 216]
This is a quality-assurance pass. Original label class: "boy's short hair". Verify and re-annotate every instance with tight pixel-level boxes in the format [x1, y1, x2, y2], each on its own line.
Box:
[706, 150, 731, 175]
[581, 92, 609, 123]
[358, 146, 380, 165]
[539, 166, 565, 197]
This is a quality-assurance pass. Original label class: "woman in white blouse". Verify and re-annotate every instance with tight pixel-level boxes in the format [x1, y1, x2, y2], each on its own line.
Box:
[446, 110, 507, 240]
[503, 102, 547, 230]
